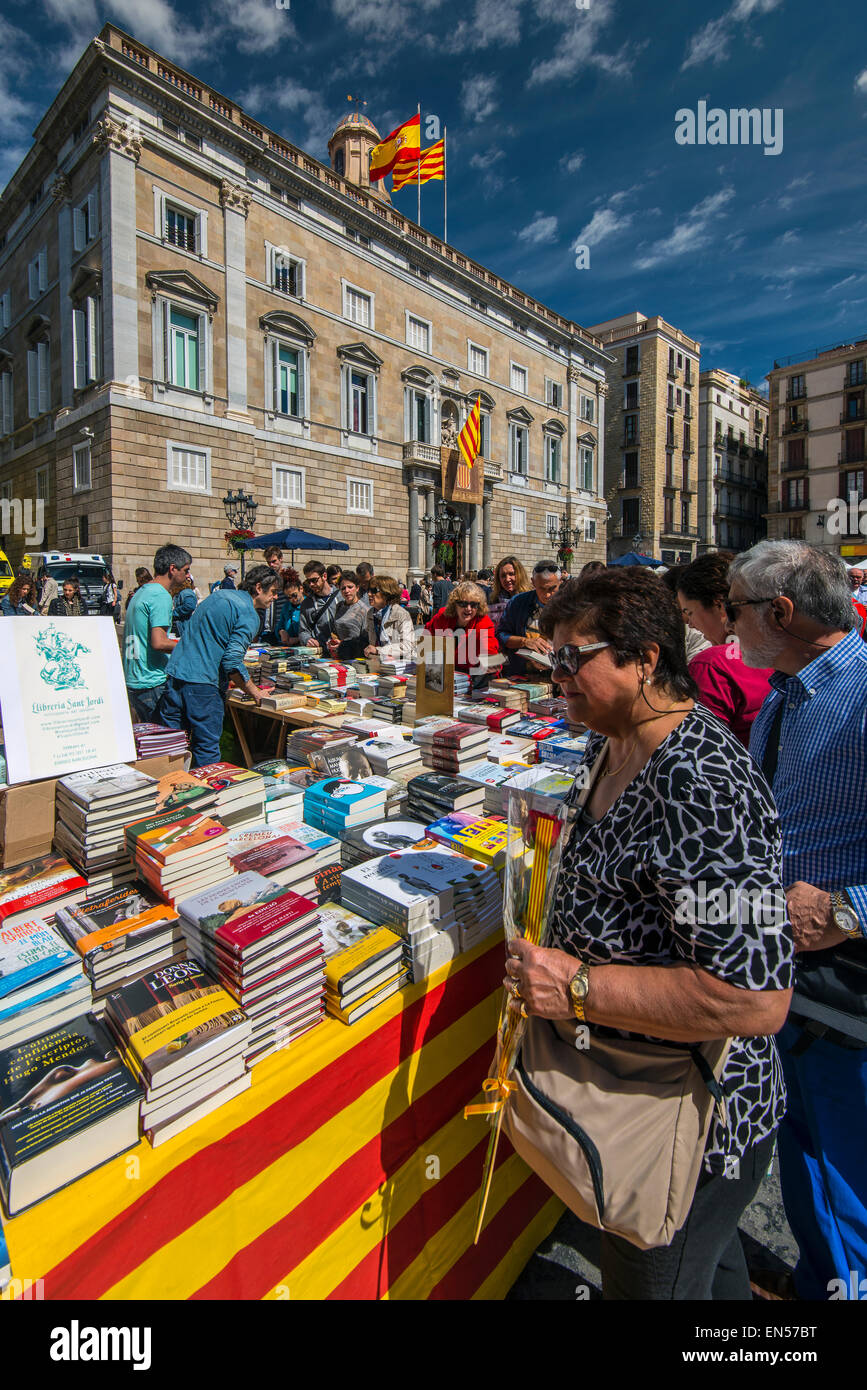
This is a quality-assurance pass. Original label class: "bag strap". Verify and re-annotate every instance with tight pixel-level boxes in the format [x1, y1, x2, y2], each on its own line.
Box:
[572, 739, 610, 812]
[760, 699, 785, 788]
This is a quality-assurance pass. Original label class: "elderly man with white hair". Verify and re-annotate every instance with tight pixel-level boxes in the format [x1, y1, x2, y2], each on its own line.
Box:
[848, 564, 867, 607]
[726, 539, 867, 1301]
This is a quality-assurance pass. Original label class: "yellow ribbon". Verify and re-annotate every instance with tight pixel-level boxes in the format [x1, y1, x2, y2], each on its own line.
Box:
[464, 1076, 517, 1118]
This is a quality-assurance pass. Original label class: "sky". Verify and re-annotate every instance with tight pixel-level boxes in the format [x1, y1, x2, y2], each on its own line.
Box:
[1, 0, 864, 388]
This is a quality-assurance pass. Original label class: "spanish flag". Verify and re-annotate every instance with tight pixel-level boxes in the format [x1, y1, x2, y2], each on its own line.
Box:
[392, 139, 446, 191]
[457, 398, 481, 487]
[369, 114, 421, 182]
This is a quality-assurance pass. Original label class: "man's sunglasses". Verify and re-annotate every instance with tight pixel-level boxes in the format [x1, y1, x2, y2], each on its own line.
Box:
[551, 641, 610, 676]
[723, 597, 777, 623]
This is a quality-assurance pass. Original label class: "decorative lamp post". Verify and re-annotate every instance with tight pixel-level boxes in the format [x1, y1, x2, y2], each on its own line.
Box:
[546, 510, 581, 573]
[222, 488, 258, 579]
[422, 498, 464, 576]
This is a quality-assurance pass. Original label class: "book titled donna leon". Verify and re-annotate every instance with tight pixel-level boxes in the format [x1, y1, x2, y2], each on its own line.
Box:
[0, 1013, 141, 1215]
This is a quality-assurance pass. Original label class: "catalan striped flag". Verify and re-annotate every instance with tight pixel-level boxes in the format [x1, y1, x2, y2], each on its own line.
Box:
[369, 114, 421, 182]
[457, 397, 481, 488]
[392, 139, 446, 191]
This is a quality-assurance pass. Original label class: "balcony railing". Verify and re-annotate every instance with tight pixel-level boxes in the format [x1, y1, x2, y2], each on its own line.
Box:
[767, 499, 810, 513]
[660, 525, 701, 538]
[782, 457, 809, 472]
[402, 440, 440, 465]
[841, 409, 866, 424]
[619, 476, 640, 491]
[781, 416, 809, 434]
[716, 466, 750, 485]
[839, 448, 867, 465]
[786, 387, 807, 402]
[715, 505, 756, 522]
[623, 435, 640, 449]
[483, 460, 503, 479]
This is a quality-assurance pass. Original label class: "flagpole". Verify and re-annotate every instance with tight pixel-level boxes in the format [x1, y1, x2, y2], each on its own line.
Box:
[443, 126, 448, 245]
[417, 104, 421, 226]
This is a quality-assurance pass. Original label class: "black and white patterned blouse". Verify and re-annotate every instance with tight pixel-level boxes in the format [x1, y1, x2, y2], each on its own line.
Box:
[550, 703, 795, 1174]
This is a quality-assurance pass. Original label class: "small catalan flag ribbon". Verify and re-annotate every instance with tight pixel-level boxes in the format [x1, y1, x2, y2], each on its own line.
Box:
[457, 397, 481, 486]
[392, 139, 446, 191]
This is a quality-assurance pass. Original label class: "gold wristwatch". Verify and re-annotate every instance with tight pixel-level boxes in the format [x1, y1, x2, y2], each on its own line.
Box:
[568, 962, 591, 1022]
[830, 890, 862, 940]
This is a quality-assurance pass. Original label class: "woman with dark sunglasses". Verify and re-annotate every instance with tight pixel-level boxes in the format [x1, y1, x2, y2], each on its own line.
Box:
[423, 580, 499, 674]
[676, 553, 773, 747]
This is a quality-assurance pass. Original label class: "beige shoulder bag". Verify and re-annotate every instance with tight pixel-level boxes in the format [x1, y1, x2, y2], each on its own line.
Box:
[503, 739, 733, 1249]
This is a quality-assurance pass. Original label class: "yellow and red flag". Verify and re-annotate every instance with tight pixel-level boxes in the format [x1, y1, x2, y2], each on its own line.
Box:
[392, 138, 446, 191]
[369, 114, 421, 182]
[457, 397, 481, 487]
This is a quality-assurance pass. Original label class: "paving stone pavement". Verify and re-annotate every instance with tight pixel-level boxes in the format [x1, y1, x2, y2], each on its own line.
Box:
[507, 1153, 798, 1300]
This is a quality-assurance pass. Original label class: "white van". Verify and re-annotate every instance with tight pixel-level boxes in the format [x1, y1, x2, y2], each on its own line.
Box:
[24, 551, 108, 615]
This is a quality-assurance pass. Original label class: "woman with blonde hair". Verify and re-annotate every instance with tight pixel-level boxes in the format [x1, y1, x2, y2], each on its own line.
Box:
[363, 574, 415, 662]
[488, 555, 531, 630]
[424, 580, 499, 674]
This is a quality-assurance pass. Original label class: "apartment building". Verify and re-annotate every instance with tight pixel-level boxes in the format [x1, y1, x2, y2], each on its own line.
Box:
[0, 24, 610, 588]
[586, 312, 701, 564]
[697, 369, 768, 553]
[766, 338, 867, 560]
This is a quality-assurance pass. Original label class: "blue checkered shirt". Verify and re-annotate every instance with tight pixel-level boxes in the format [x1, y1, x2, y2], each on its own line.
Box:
[749, 628, 867, 934]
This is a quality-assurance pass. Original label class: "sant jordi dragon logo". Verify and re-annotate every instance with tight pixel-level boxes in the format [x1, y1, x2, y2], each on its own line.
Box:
[34, 625, 91, 691]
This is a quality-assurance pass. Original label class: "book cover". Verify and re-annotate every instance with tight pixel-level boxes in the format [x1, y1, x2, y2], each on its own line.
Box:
[304, 779, 386, 811]
[179, 875, 318, 953]
[0, 856, 88, 927]
[125, 809, 228, 864]
[54, 885, 179, 965]
[104, 959, 246, 1080]
[154, 771, 218, 816]
[228, 837, 315, 879]
[0, 918, 79, 999]
[56, 765, 157, 807]
[187, 763, 262, 793]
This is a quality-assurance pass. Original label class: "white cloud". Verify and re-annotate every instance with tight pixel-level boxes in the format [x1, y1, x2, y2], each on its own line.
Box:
[560, 150, 584, 174]
[576, 203, 633, 246]
[228, 0, 296, 54]
[634, 187, 735, 270]
[444, 0, 523, 50]
[517, 211, 558, 245]
[0, 18, 38, 189]
[855, 68, 867, 94]
[681, 0, 784, 71]
[470, 149, 506, 169]
[461, 74, 498, 124]
[527, 0, 637, 85]
[240, 78, 339, 155]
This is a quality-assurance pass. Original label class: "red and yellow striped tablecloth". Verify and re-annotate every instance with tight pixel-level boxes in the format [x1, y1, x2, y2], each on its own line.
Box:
[3, 939, 562, 1300]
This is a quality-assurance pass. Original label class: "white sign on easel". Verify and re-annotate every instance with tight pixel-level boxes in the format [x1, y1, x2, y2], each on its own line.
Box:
[0, 617, 135, 783]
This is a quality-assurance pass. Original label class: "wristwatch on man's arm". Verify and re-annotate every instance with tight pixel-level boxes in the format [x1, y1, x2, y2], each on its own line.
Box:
[830, 889, 863, 941]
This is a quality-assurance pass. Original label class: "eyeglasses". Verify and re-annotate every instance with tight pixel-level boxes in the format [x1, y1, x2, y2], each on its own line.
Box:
[723, 598, 777, 623]
[369, 586, 381, 595]
[456, 601, 479, 609]
[551, 642, 610, 676]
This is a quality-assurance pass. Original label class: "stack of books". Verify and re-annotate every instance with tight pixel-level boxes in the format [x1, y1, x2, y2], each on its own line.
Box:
[415, 721, 490, 773]
[303, 778, 388, 838]
[320, 901, 406, 1025]
[358, 736, 423, 778]
[0, 1012, 141, 1214]
[284, 730, 358, 766]
[154, 769, 218, 818]
[426, 812, 522, 875]
[370, 697, 412, 725]
[357, 674, 380, 700]
[0, 855, 88, 937]
[177, 875, 325, 1067]
[528, 696, 570, 719]
[54, 765, 159, 890]
[0, 916, 91, 1051]
[187, 764, 266, 829]
[487, 733, 538, 764]
[503, 764, 576, 809]
[538, 732, 591, 768]
[271, 819, 342, 876]
[132, 724, 189, 759]
[486, 683, 530, 714]
[339, 818, 428, 868]
[124, 806, 231, 906]
[342, 718, 414, 740]
[257, 647, 297, 683]
[104, 959, 251, 1146]
[458, 759, 533, 815]
[227, 824, 319, 898]
[405, 771, 485, 825]
[259, 691, 308, 713]
[54, 883, 185, 1015]
[251, 759, 306, 826]
[345, 696, 375, 718]
[509, 717, 568, 747]
[309, 661, 351, 690]
[454, 701, 521, 732]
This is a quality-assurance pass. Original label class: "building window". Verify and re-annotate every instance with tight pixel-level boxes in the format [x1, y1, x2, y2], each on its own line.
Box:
[546, 379, 563, 409]
[77, 514, 88, 547]
[470, 297, 487, 314]
[348, 370, 372, 434]
[28, 249, 48, 301]
[73, 296, 101, 390]
[584, 518, 597, 543]
[783, 476, 807, 509]
[622, 497, 640, 534]
[544, 435, 561, 484]
[478, 411, 491, 459]
[788, 373, 806, 400]
[73, 192, 98, 252]
[272, 464, 305, 507]
[468, 342, 488, 377]
[0, 371, 12, 436]
[847, 360, 865, 387]
[273, 343, 301, 417]
[684, 391, 691, 416]
[406, 313, 432, 354]
[683, 422, 692, 453]
[581, 395, 595, 422]
[681, 498, 690, 531]
[626, 381, 640, 410]
[511, 507, 526, 535]
[841, 469, 866, 505]
[72, 441, 91, 492]
[546, 511, 559, 536]
[510, 363, 528, 394]
[665, 452, 674, 487]
[623, 451, 638, 489]
[409, 263, 429, 280]
[344, 227, 371, 248]
[168, 308, 200, 390]
[166, 205, 198, 252]
[154, 189, 208, 257]
[667, 384, 674, 410]
[270, 247, 304, 297]
[405, 388, 432, 443]
[0, 290, 9, 330]
[27, 340, 50, 417]
[624, 345, 639, 375]
[167, 442, 210, 494]
[668, 348, 676, 377]
[347, 477, 374, 515]
[580, 447, 594, 492]
[664, 496, 674, 531]
[343, 282, 373, 328]
[510, 423, 528, 474]
[36, 466, 49, 503]
[624, 414, 638, 446]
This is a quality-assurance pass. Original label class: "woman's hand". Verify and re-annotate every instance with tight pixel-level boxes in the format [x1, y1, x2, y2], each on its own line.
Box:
[364, 644, 377, 658]
[503, 938, 580, 1020]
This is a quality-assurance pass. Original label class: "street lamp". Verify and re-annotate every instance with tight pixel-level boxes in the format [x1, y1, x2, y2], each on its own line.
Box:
[421, 498, 464, 574]
[547, 510, 581, 572]
[222, 488, 258, 579]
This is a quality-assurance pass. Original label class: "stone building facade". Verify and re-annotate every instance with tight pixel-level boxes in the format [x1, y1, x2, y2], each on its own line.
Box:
[586, 312, 701, 564]
[766, 338, 867, 560]
[0, 24, 610, 592]
[697, 369, 768, 554]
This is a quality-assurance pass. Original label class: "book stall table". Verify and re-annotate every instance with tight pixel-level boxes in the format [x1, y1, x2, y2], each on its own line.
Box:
[3, 938, 561, 1301]
[226, 697, 347, 770]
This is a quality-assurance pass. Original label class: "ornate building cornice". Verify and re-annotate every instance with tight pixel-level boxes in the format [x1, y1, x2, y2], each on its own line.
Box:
[51, 173, 72, 203]
[219, 180, 252, 217]
[92, 115, 142, 161]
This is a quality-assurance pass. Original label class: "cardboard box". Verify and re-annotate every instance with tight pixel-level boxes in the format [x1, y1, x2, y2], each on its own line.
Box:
[0, 754, 187, 869]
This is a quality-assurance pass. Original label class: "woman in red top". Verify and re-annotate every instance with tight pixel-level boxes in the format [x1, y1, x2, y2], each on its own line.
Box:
[677, 552, 773, 747]
[424, 581, 499, 674]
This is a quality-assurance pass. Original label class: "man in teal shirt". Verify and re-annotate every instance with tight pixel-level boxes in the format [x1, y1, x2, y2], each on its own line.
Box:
[159, 564, 277, 767]
[123, 544, 192, 722]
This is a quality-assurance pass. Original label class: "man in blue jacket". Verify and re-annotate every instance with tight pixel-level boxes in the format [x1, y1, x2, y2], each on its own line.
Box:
[496, 560, 561, 676]
[159, 564, 277, 767]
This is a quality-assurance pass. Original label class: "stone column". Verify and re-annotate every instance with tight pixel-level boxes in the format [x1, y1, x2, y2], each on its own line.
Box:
[94, 116, 141, 389]
[568, 363, 580, 495]
[596, 380, 608, 500]
[220, 181, 252, 418]
[51, 175, 74, 407]
[408, 479, 420, 569]
[422, 488, 435, 568]
[469, 503, 479, 571]
[482, 489, 493, 569]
